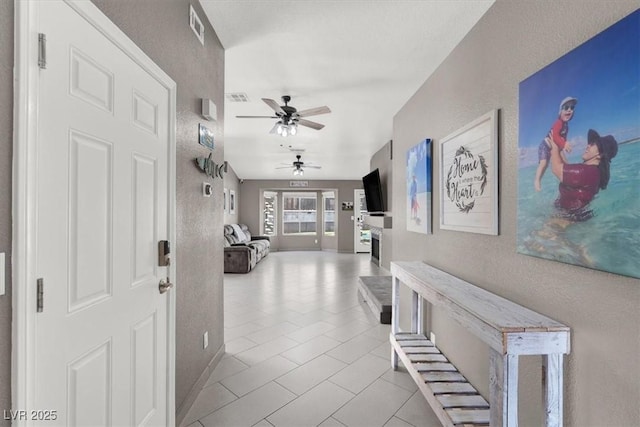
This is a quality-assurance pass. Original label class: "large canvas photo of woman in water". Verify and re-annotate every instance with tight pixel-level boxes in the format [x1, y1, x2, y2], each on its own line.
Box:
[517, 9, 640, 279]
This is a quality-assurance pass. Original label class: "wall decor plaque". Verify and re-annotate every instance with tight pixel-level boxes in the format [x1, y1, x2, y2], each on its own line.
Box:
[439, 110, 498, 235]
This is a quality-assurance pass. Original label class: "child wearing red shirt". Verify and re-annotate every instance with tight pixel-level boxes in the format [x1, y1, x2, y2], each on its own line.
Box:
[534, 97, 577, 191]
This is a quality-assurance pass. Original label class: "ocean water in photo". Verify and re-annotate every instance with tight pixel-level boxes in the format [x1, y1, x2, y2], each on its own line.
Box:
[517, 141, 640, 279]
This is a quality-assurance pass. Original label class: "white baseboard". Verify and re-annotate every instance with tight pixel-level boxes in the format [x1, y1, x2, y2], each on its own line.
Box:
[176, 343, 226, 426]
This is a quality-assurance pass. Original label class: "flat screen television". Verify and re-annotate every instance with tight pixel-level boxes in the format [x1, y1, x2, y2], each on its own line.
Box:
[362, 168, 385, 215]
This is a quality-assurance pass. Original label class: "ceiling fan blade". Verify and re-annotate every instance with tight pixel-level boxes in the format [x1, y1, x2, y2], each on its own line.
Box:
[236, 115, 279, 119]
[295, 106, 331, 117]
[262, 98, 285, 115]
[305, 165, 322, 169]
[297, 118, 325, 130]
[275, 166, 292, 169]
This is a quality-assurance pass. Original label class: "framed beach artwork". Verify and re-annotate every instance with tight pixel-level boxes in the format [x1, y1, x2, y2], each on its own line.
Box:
[439, 110, 499, 235]
[406, 139, 432, 234]
[517, 10, 639, 279]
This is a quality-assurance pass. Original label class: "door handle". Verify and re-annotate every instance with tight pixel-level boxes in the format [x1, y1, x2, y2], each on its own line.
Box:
[159, 278, 173, 294]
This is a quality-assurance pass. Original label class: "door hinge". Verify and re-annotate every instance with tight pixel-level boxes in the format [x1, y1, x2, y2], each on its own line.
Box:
[38, 33, 47, 69]
[36, 278, 44, 312]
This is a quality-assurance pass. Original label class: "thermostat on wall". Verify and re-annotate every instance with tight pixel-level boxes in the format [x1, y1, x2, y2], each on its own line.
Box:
[203, 182, 213, 197]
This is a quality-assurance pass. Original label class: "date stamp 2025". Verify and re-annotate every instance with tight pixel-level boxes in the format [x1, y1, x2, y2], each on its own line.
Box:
[3, 410, 58, 421]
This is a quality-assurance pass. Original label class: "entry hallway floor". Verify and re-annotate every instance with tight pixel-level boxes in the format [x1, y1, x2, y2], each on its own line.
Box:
[183, 251, 442, 427]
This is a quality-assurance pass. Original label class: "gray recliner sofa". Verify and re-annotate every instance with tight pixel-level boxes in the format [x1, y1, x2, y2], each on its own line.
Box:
[224, 224, 270, 273]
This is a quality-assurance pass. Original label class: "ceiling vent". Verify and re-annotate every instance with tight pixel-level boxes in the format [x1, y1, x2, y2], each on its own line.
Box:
[225, 93, 250, 103]
[280, 145, 305, 153]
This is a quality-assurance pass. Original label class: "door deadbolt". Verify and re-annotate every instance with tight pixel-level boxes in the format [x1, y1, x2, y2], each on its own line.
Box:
[158, 240, 170, 266]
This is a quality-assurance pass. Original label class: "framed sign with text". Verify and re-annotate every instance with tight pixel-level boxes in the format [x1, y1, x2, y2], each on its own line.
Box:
[439, 109, 498, 235]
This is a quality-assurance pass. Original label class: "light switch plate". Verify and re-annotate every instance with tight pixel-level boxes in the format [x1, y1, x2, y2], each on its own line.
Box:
[0, 253, 5, 296]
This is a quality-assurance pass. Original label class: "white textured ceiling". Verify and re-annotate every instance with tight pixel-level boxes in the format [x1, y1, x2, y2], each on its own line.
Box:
[200, 0, 494, 180]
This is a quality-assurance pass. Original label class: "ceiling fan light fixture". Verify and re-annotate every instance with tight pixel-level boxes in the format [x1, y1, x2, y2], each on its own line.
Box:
[237, 96, 330, 137]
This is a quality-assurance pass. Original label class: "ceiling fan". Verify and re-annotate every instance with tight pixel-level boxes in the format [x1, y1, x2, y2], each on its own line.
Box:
[237, 95, 331, 137]
[276, 154, 321, 176]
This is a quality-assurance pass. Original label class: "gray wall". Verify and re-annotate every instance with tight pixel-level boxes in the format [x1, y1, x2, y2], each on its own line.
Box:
[238, 180, 363, 253]
[0, 0, 226, 418]
[391, 2, 639, 426]
[0, 1, 14, 424]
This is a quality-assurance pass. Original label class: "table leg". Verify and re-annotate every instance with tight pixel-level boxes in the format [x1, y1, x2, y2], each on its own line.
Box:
[490, 349, 518, 427]
[411, 291, 423, 335]
[391, 275, 400, 370]
[542, 354, 563, 427]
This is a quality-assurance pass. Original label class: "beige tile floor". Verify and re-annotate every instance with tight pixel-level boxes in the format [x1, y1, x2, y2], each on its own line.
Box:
[183, 251, 441, 427]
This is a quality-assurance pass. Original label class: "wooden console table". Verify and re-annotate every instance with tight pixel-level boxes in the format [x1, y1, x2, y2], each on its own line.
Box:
[390, 261, 570, 427]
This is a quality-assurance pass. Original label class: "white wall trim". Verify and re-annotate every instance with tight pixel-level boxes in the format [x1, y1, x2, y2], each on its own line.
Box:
[12, 0, 39, 415]
[176, 343, 226, 427]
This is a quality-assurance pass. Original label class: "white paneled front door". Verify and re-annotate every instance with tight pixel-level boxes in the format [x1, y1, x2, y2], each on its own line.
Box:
[15, 1, 176, 425]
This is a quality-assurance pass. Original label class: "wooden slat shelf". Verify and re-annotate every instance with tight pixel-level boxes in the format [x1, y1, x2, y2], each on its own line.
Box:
[390, 334, 489, 427]
[402, 346, 440, 353]
[437, 394, 489, 408]
[448, 409, 491, 424]
[390, 262, 570, 427]
[422, 372, 466, 383]
[409, 353, 448, 363]
[414, 363, 458, 372]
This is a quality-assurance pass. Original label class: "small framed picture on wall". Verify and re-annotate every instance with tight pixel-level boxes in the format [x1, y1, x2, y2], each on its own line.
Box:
[224, 188, 229, 213]
[229, 189, 236, 214]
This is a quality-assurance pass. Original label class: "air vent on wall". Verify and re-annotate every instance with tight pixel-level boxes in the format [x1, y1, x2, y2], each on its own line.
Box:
[189, 5, 204, 45]
[225, 93, 250, 103]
